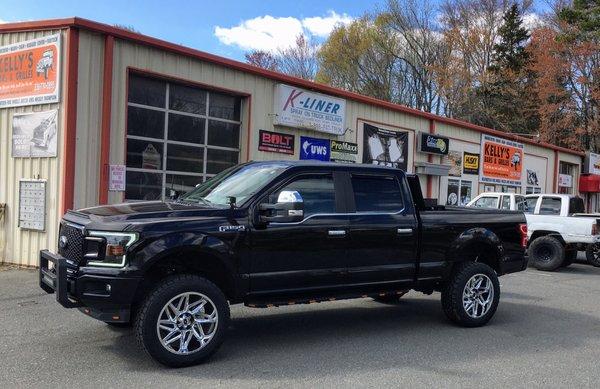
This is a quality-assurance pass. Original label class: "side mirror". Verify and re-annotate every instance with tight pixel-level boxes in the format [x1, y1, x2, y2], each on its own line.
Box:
[258, 190, 304, 224]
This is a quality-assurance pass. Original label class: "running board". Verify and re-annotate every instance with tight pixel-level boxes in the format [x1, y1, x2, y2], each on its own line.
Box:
[244, 290, 408, 308]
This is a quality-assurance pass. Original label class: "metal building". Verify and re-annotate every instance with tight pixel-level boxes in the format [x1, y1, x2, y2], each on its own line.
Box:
[0, 18, 584, 266]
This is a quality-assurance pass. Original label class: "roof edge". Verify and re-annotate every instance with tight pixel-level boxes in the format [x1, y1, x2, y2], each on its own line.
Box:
[0, 17, 584, 157]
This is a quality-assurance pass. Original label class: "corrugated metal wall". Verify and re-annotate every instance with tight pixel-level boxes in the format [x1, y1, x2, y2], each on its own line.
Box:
[0, 29, 68, 266]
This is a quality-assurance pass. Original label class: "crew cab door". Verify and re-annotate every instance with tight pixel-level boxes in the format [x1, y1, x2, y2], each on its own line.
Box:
[343, 171, 418, 288]
[247, 170, 348, 296]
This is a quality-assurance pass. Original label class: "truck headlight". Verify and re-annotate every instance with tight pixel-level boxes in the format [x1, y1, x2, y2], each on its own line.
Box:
[86, 231, 138, 267]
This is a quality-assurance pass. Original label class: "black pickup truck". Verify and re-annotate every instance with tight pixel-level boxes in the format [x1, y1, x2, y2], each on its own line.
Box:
[40, 161, 528, 367]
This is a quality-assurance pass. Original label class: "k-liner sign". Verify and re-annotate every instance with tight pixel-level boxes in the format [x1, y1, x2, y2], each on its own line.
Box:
[0, 34, 61, 108]
[480, 134, 524, 186]
[273, 84, 346, 135]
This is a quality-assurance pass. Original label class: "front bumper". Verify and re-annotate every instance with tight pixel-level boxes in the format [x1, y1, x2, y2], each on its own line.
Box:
[39, 250, 141, 322]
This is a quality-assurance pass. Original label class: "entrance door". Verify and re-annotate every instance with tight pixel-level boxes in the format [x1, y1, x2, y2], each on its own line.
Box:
[248, 172, 348, 297]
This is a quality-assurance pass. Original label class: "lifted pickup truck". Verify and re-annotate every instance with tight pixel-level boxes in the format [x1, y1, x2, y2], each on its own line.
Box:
[40, 161, 528, 367]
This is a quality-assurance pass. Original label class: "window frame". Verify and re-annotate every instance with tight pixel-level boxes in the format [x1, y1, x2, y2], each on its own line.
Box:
[125, 76, 243, 201]
[348, 172, 406, 215]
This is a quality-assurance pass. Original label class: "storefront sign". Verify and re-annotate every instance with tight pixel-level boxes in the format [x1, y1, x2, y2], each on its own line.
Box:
[330, 140, 358, 163]
[258, 129, 295, 154]
[273, 84, 346, 135]
[480, 134, 524, 186]
[584, 152, 600, 175]
[18, 179, 46, 231]
[109, 165, 126, 191]
[363, 123, 408, 171]
[0, 34, 61, 108]
[559, 174, 573, 188]
[445, 151, 462, 177]
[418, 132, 449, 155]
[463, 152, 480, 175]
[300, 136, 330, 161]
[12, 110, 58, 157]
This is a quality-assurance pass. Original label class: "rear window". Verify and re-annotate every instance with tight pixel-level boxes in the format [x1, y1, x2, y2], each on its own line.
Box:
[351, 175, 403, 212]
[500, 195, 511, 210]
[539, 197, 561, 215]
[569, 197, 585, 214]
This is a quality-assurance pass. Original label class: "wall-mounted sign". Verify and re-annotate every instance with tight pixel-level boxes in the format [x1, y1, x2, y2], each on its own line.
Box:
[559, 174, 573, 188]
[19, 179, 46, 231]
[109, 165, 126, 191]
[584, 152, 600, 175]
[258, 129, 295, 154]
[273, 84, 346, 135]
[0, 34, 61, 108]
[330, 140, 358, 163]
[12, 110, 58, 158]
[445, 151, 462, 177]
[363, 123, 408, 171]
[300, 136, 330, 161]
[418, 132, 449, 155]
[463, 152, 480, 175]
[526, 169, 540, 186]
[480, 134, 524, 186]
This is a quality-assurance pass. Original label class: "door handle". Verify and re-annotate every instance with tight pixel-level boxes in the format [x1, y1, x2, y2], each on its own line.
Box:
[328, 230, 346, 237]
[397, 228, 413, 235]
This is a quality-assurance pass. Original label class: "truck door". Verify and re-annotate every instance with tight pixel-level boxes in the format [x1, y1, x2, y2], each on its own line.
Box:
[343, 171, 418, 289]
[248, 171, 348, 297]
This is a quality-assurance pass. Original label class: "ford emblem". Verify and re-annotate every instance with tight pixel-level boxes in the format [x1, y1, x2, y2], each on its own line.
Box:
[59, 235, 68, 249]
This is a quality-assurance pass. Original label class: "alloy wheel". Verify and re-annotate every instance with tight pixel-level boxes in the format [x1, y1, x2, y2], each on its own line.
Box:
[462, 274, 494, 319]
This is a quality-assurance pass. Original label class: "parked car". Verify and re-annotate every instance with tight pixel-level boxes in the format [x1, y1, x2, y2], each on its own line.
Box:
[524, 194, 600, 270]
[39, 161, 528, 367]
[467, 192, 527, 211]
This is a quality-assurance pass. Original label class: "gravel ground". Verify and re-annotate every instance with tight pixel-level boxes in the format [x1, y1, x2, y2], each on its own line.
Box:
[1, 257, 600, 388]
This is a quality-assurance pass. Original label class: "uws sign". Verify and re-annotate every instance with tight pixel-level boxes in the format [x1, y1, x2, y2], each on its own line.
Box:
[274, 84, 346, 135]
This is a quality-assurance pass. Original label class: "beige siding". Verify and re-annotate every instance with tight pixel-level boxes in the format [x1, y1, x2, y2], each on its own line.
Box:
[0, 29, 68, 266]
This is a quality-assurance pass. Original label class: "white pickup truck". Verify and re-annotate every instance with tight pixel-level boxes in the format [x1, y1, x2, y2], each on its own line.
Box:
[468, 193, 600, 270]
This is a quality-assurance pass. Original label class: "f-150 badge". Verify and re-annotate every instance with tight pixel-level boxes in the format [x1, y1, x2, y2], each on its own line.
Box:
[219, 225, 246, 232]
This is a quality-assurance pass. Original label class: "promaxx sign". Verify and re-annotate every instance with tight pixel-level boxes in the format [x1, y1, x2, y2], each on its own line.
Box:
[274, 84, 346, 135]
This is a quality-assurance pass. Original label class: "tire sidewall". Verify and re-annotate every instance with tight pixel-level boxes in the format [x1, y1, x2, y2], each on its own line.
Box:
[586, 244, 600, 267]
[530, 236, 565, 271]
[137, 276, 230, 367]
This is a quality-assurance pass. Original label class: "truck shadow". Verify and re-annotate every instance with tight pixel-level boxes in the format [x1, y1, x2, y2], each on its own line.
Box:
[105, 296, 600, 379]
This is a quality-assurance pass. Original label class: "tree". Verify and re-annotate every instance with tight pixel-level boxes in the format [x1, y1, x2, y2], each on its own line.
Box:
[277, 35, 319, 80]
[245, 51, 279, 71]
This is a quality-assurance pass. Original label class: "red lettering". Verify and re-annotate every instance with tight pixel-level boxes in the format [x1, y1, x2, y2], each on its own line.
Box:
[283, 89, 303, 111]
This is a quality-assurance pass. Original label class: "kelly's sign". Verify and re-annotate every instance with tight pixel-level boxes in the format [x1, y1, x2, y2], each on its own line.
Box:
[0, 34, 61, 108]
[273, 84, 346, 135]
[480, 134, 524, 186]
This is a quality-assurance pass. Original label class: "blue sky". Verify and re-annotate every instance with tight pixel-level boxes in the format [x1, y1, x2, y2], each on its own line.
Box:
[1, 0, 548, 61]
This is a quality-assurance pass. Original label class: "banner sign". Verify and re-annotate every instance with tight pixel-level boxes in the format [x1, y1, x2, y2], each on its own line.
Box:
[480, 134, 524, 186]
[330, 140, 358, 163]
[418, 132, 449, 155]
[0, 34, 61, 108]
[363, 123, 408, 171]
[273, 84, 346, 135]
[300, 136, 330, 161]
[258, 129, 295, 154]
[463, 152, 480, 175]
[12, 110, 58, 158]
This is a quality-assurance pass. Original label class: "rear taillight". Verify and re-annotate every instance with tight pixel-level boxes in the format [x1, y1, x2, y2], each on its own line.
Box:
[518, 223, 528, 248]
[593, 223, 599, 235]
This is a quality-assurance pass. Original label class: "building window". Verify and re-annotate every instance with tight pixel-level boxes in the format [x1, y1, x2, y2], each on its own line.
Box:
[125, 74, 242, 200]
[558, 161, 576, 195]
[526, 186, 542, 194]
[447, 179, 472, 206]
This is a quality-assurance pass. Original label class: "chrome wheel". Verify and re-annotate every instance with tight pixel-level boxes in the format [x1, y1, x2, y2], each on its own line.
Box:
[156, 292, 218, 355]
[462, 274, 494, 319]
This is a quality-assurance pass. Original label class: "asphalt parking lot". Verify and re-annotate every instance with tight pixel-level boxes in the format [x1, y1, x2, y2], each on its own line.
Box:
[2, 257, 600, 388]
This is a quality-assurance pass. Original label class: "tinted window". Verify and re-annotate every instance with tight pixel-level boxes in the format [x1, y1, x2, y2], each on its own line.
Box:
[473, 196, 499, 209]
[209, 93, 241, 121]
[500, 195, 511, 210]
[569, 197, 584, 214]
[168, 114, 205, 144]
[539, 197, 562, 215]
[270, 175, 335, 217]
[169, 84, 207, 114]
[351, 175, 403, 212]
[128, 74, 166, 107]
[524, 197, 538, 214]
[127, 106, 165, 139]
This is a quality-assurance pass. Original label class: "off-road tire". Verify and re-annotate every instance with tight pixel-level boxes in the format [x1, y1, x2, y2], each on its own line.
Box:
[585, 244, 600, 267]
[529, 236, 565, 271]
[372, 290, 408, 304]
[135, 274, 230, 367]
[561, 250, 577, 267]
[441, 262, 500, 327]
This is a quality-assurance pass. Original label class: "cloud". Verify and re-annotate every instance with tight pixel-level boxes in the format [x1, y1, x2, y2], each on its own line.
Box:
[522, 13, 544, 31]
[214, 11, 353, 52]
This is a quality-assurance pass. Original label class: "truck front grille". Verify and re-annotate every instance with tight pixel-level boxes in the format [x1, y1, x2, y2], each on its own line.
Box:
[58, 222, 85, 264]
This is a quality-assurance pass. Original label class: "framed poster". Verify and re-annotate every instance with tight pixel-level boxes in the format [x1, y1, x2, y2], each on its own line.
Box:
[480, 134, 524, 186]
[362, 123, 408, 171]
[445, 151, 463, 177]
[12, 110, 58, 158]
[0, 34, 61, 108]
[19, 179, 46, 231]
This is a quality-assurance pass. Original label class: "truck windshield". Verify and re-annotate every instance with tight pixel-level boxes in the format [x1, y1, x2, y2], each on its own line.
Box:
[179, 163, 288, 206]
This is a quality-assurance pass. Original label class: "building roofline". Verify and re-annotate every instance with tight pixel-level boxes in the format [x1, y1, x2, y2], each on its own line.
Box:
[0, 17, 584, 157]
